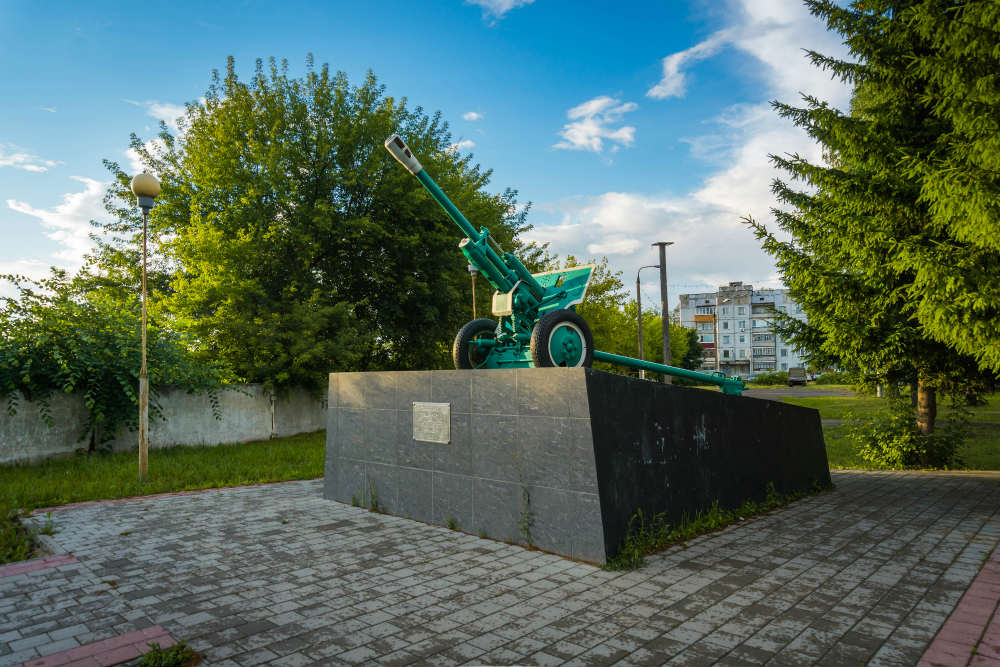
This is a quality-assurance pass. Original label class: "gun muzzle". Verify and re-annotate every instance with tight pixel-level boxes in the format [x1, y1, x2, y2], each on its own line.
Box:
[385, 134, 423, 175]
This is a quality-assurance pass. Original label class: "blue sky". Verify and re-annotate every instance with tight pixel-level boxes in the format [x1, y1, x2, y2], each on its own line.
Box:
[0, 0, 851, 308]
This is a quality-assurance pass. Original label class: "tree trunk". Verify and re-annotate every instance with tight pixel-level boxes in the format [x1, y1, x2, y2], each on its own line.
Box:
[916, 378, 936, 435]
[886, 383, 900, 398]
[910, 382, 918, 407]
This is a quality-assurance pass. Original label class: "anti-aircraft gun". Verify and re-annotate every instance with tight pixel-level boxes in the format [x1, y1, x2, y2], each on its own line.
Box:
[385, 134, 745, 395]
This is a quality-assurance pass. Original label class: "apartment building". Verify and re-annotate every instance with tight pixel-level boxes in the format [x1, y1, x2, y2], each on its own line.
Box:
[678, 281, 808, 379]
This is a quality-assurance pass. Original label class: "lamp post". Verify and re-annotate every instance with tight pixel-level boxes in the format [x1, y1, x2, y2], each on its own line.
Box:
[635, 264, 660, 380]
[651, 242, 674, 383]
[130, 173, 160, 482]
[468, 264, 479, 318]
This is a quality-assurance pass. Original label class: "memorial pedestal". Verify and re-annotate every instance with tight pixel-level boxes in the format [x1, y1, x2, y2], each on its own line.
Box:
[323, 368, 830, 564]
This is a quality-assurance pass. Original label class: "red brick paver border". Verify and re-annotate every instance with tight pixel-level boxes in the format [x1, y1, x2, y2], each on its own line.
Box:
[0, 554, 79, 579]
[920, 544, 1000, 667]
[15, 625, 175, 667]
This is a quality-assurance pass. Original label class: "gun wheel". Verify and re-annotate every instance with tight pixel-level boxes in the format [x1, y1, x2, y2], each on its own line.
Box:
[530, 309, 594, 368]
[453, 318, 498, 370]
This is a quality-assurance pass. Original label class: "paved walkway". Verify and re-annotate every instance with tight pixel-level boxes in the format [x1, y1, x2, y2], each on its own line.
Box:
[1, 471, 998, 667]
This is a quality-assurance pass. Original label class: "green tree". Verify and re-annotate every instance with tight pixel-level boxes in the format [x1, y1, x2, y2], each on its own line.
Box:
[744, 0, 996, 437]
[0, 269, 225, 447]
[96, 56, 530, 391]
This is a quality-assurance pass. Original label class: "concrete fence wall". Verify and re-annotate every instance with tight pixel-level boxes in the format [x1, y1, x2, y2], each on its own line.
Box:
[0, 385, 327, 466]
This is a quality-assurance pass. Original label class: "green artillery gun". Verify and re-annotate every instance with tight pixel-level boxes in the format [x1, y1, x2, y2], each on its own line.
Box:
[385, 134, 746, 395]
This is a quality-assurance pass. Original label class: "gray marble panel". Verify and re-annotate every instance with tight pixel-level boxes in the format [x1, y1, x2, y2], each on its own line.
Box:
[364, 408, 397, 465]
[432, 412, 471, 476]
[566, 418, 599, 493]
[396, 408, 433, 469]
[474, 478, 522, 544]
[432, 471, 474, 531]
[396, 467, 433, 523]
[526, 485, 575, 557]
[334, 459, 366, 505]
[516, 368, 590, 418]
[570, 493, 606, 563]
[365, 462, 398, 513]
[395, 371, 431, 411]
[328, 373, 339, 408]
[339, 408, 366, 460]
[325, 407, 340, 458]
[470, 370, 516, 415]
[470, 413, 519, 482]
[518, 416, 573, 489]
[339, 373, 365, 408]
[366, 373, 396, 409]
[431, 370, 471, 414]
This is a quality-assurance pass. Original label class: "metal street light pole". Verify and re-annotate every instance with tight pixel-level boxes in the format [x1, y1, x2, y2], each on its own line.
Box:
[652, 242, 674, 383]
[130, 173, 160, 482]
[636, 264, 660, 380]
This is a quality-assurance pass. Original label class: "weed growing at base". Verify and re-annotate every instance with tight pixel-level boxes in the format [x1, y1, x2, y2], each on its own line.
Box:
[605, 482, 832, 570]
[138, 640, 197, 667]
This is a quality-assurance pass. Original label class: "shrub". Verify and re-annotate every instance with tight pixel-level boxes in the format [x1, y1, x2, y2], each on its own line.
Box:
[815, 371, 853, 384]
[846, 398, 967, 468]
[751, 371, 789, 386]
[1, 269, 227, 449]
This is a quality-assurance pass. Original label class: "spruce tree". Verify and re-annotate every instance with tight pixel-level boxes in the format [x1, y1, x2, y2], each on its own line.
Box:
[745, 0, 998, 435]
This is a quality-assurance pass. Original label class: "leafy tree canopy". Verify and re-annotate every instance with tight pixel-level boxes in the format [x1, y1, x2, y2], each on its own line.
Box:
[0, 269, 225, 447]
[96, 56, 532, 391]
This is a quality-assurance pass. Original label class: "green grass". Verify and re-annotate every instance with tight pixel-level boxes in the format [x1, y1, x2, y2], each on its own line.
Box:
[778, 395, 887, 420]
[0, 431, 325, 564]
[769, 392, 1000, 470]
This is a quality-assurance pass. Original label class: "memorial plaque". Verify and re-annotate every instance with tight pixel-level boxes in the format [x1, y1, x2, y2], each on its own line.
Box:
[412, 402, 450, 444]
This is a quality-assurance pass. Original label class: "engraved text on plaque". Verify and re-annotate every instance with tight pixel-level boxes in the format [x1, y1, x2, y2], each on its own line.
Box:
[412, 402, 451, 444]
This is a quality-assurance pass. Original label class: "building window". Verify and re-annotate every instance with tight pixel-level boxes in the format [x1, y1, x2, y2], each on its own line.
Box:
[737, 306, 746, 315]
[780, 362, 788, 370]
[696, 306, 715, 315]
[739, 335, 745, 343]
[781, 349, 788, 357]
[722, 335, 730, 344]
[738, 349, 746, 358]
[721, 307, 730, 315]
[722, 321, 729, 330]
[739, 320, 746, 328]
[723, 350, 730, 359]
[700, 334, 714, 343]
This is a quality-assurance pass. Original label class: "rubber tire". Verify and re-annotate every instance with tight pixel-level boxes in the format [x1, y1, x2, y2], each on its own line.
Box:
[530, 309, 594, 368]
[453, 318, 499, 370]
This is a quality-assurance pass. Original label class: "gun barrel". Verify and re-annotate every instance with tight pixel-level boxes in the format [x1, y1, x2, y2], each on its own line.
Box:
[592, 350, 746, 395]
[385, 134, 482, 242]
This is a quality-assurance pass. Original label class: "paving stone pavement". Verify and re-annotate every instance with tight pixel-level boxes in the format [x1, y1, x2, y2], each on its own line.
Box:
[2, 470, 998, 667]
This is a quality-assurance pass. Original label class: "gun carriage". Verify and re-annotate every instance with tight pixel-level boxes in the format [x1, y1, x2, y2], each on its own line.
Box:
[385, 134, 745, 396]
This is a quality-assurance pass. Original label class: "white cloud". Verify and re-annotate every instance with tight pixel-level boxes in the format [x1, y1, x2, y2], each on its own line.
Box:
[466, 0, 534, 21]
[39, 107, 56, 113]
[6, 176, 108, 269]
[554, 96, 638, 153]
[526, 190, 786, 303]
[123, 98, 188, 133]
[462, 111, 483, 121]
[0, 145, 63, 173]
[448, 139, 477, 152]
[647, 29, 733, 99]
[527, 0, 854, 306]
